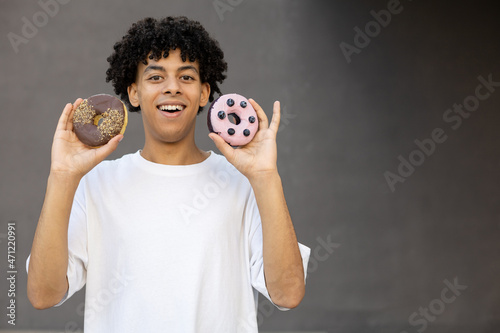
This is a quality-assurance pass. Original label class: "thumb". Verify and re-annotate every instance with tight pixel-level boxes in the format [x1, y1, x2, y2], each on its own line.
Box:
[209, 133, 235, 160]
[94, 134, 123, 161]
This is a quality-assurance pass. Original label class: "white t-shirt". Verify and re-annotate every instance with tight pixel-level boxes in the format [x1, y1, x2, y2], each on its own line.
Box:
[27, 150, 310, 332]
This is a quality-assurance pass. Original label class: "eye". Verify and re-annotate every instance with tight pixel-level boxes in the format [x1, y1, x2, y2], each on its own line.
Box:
[181, 75, 194, 81]
[148, 75, 162, 81]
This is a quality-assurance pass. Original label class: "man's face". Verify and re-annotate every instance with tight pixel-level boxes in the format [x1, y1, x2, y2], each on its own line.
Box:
[127, 48, 210, 144]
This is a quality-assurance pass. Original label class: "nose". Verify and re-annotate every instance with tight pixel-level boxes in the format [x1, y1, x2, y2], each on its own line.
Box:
[162, 77, 181, 96]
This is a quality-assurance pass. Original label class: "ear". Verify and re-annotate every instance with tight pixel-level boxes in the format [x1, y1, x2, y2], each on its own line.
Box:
[199, 82, 211, 107]
[127, 83, 140, 108]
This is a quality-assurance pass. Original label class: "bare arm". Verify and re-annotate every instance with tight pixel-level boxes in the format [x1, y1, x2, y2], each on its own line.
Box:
[27, 99, 123, 309]
[209, 99, 305, 308]
[28, 173, 79, 309]
[249, 171, 305, 308]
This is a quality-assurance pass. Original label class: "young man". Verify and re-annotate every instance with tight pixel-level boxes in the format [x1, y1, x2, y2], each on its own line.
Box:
[27, 16, 310, 332]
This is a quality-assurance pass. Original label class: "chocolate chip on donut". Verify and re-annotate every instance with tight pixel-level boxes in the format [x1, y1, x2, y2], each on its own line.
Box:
[73, 94, 128, 147]
[207, 93, 258, 147]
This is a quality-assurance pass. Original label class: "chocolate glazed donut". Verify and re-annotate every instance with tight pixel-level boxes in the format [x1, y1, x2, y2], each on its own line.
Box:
[73, 94, 128, 147]
[207, 93, 258, 147]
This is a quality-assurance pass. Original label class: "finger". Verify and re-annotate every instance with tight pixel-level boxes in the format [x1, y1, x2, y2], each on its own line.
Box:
[93, 134, 123, 162]
[248, 98, 268, 130]
[209, 133, 235, 161]
[72, 98, 83, 109]
[268, 101, 281, 134]
[56, 103, 75, 132]
[67, 98, 83, 132]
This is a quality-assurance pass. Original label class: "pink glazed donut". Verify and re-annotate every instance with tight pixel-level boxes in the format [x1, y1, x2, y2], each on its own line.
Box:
[207, 93, 258, 147]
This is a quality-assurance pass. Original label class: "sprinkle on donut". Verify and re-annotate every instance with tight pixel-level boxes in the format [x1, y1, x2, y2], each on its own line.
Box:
[207, 93, 258, 147]
[73, 94, 128, 147]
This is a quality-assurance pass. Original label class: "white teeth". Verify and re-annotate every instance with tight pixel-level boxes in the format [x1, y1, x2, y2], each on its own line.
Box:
[159, 105, 184, 111]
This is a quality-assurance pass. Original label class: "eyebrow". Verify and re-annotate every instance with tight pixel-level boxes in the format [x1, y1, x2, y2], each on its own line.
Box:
[178, 65, 199, 74]
[142, 64, 199, 75]
[143, 65, 166, 74]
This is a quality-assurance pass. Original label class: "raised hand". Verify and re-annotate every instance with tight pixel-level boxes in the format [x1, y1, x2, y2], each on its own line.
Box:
[50, 98, 123, 178]
[209, 98, 280, 181]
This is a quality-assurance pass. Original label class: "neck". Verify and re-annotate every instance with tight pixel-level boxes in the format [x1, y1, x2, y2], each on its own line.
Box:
[140, 131, 210, 166]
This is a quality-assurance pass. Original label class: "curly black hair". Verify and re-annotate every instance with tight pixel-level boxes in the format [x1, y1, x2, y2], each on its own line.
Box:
[106, 16, 227, 113]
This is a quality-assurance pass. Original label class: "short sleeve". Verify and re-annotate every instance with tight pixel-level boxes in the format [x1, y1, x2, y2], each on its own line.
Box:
[246, 188, 311, 311]
[26, 180, 89, 307]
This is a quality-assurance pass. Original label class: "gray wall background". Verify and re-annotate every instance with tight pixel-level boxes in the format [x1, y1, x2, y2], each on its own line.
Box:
[1, 0, 499, 332]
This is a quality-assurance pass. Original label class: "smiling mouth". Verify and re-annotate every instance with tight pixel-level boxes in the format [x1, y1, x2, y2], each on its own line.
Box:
[157, 104, 186, 113]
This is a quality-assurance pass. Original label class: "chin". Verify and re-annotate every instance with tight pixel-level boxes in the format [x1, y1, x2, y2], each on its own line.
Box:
[158, 131, 191, 144]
